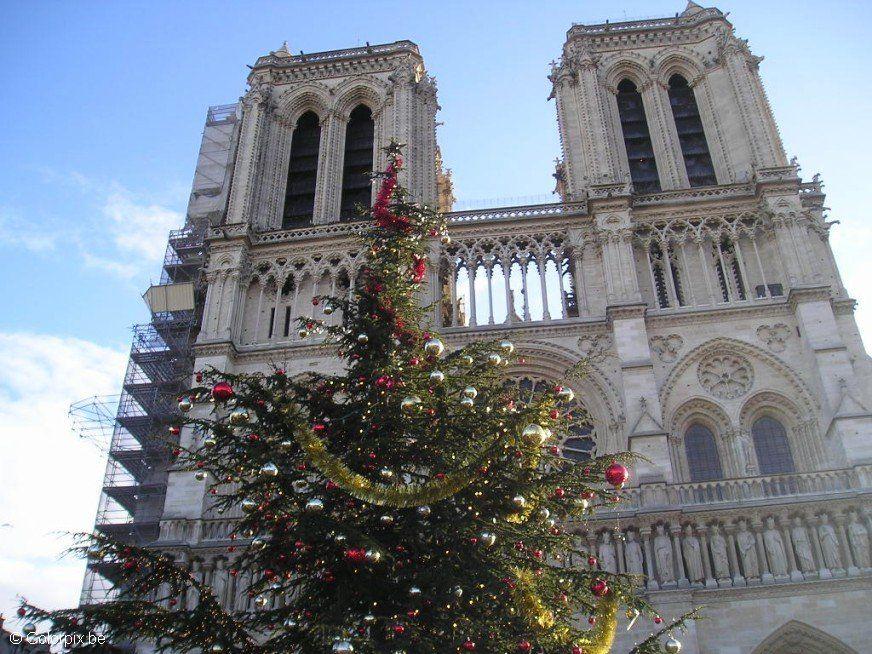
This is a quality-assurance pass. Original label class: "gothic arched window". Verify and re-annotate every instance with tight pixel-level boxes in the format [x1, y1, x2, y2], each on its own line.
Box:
[667, 74, 717, 187]
[283, 111, 321, 229]
[616, 79, 661, 193]
[649, 241, 684, 309]
[684, 423, 723, 482]
[340, 104, 375, 221]
[752, 416, 795, 475]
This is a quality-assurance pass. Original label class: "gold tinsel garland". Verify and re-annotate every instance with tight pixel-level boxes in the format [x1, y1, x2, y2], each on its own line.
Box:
[512, 568, 618, 654]
[294, 427, 492, 508]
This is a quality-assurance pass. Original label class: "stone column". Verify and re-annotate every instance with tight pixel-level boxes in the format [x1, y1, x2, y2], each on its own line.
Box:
[671, 523, 689, 588]
[699, 529, 717, 589]
[227, 84, 271, 225]
[641, 527, 659, 591]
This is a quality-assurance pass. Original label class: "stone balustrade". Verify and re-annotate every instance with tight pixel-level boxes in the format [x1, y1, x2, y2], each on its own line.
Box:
[145, 468, 871, 613]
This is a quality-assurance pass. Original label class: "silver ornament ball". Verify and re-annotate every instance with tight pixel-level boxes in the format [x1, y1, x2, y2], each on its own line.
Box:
[462, 386, 478, 399]
[487, 353, 502, 366]
[416, 505, 431, 519]
[379, 467, 395, 481]
[512, 495, 527, 510]
[260, 462, 279, 477]
[429, 370, 445, 384]
[400, 396, 421, 413]
[480, 531, 497, 547]
[241, 498, 258, 513]
[332, 641, 354, 654]
[305, 498, 325, 513]
[664, 637, 682, 654]
[459, 396, 475, 410]
[423, 338, 445, 357]
[498, 340, 515, 354]
[357, 333, 369, 345]
[178, 397, 193, 412]
[229, 409, 249, 425]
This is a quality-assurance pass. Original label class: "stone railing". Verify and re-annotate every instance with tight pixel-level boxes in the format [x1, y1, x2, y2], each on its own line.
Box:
[445, 201, 587, 225]
[610, 468, 865, 513]
[148, 468, 870, 613]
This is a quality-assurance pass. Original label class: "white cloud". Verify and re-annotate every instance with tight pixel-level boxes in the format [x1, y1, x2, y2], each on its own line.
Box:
[0, 333, 127, 625]
[0, 207, 57, 252]
[102, 188, 183, 262]
[81, 252, 141, 280]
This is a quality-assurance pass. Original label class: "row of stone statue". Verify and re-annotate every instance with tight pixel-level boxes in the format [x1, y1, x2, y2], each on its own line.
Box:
[575, 508, 870, 590]
[153, 507, 870, 612]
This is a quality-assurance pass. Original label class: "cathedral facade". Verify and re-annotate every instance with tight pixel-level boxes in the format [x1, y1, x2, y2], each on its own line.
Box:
[87, 3, 872, 652]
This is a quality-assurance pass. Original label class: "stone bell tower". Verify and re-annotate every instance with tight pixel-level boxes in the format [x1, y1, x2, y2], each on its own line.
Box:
[225, 40, 440, 231]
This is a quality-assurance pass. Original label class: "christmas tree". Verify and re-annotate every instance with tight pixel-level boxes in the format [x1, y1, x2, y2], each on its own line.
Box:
[19, 143, 694, 653]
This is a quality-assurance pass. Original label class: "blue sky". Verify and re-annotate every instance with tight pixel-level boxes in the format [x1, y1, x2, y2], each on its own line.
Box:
[1, 0, 871, 627]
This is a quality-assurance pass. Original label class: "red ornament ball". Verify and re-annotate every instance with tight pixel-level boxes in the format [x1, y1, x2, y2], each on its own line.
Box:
[572, 647, 584, 654]
[17, 607, 26, 617]
[517, 641, 532, 652]
[211, 381, 234, 402]
[605, 461, 629, 488]
[654, 616, 663, 624]
[462, 639, 476, 651]
[590, 579, 609, 597]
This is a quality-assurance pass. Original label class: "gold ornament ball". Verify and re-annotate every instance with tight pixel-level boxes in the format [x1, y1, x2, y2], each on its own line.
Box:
[194, 470, 207, 481]
[512, 495, 527, 509]
[357, 333, 369, 345]
[423, 337, 445, 356]
[22, 623, 36, 636]
[380, 514, 395, 526]
[429, 370, 445, 384]
[323, 305, 334, 315]
[298, 328, 309, 338]
[365, 549, 381, 563]
[229, 410, 249, 425]
[251, 536, 268, 550]
[440, 234, 451, 245]
[487, 353, 502, 366]
[203, 435, 217, 448]
[460, 396, 475, 410]
[379, 467, 395, 481]
[499, 340, 515, 354]
[241, 498, 258, 513]
[400, 396, 421, 413]
[460, 354, 474, 366]
[462, 386, 478, 399]
[522, 423, 547, 444]
[665, 638, 682, 654]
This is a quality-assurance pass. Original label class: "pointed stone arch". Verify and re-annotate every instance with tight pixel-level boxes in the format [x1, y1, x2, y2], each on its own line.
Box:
[507, 339, 624, 454]
[752, 620, 858, 654]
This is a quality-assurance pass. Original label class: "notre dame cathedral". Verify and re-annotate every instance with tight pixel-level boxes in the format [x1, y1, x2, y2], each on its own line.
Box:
[85, 2, 872, 652]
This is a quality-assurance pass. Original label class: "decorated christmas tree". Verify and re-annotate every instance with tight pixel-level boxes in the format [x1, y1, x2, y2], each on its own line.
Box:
[19, 143, 693, 653]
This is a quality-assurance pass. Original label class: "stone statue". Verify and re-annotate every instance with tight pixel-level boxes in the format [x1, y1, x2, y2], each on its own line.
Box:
[187, 560, 202, 610]
[235, 570, 252, 612]
[654, 524, 675, 584]
[847, 511, 870, 568]
[762, 517, 788, 576]
[681, 525, 704, 583]
[736, 520, 759, 578]
[818, 514, 843, 570]
[212, 558, 229, 609]
[709, 525, 730, 579]
[624, 530, 645, 576]
[598, 531, 617, 573]
[791, 516, 816, 573]
[733, 430, 757, 475]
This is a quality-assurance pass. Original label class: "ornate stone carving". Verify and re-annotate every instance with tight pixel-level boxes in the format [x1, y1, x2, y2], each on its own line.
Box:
[650, 334, 684, 362]
[697, 352, 753, 399]
[709, 525, 731, 580]
[757, 323, 791, 352]
[577, 333, 613, 359]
